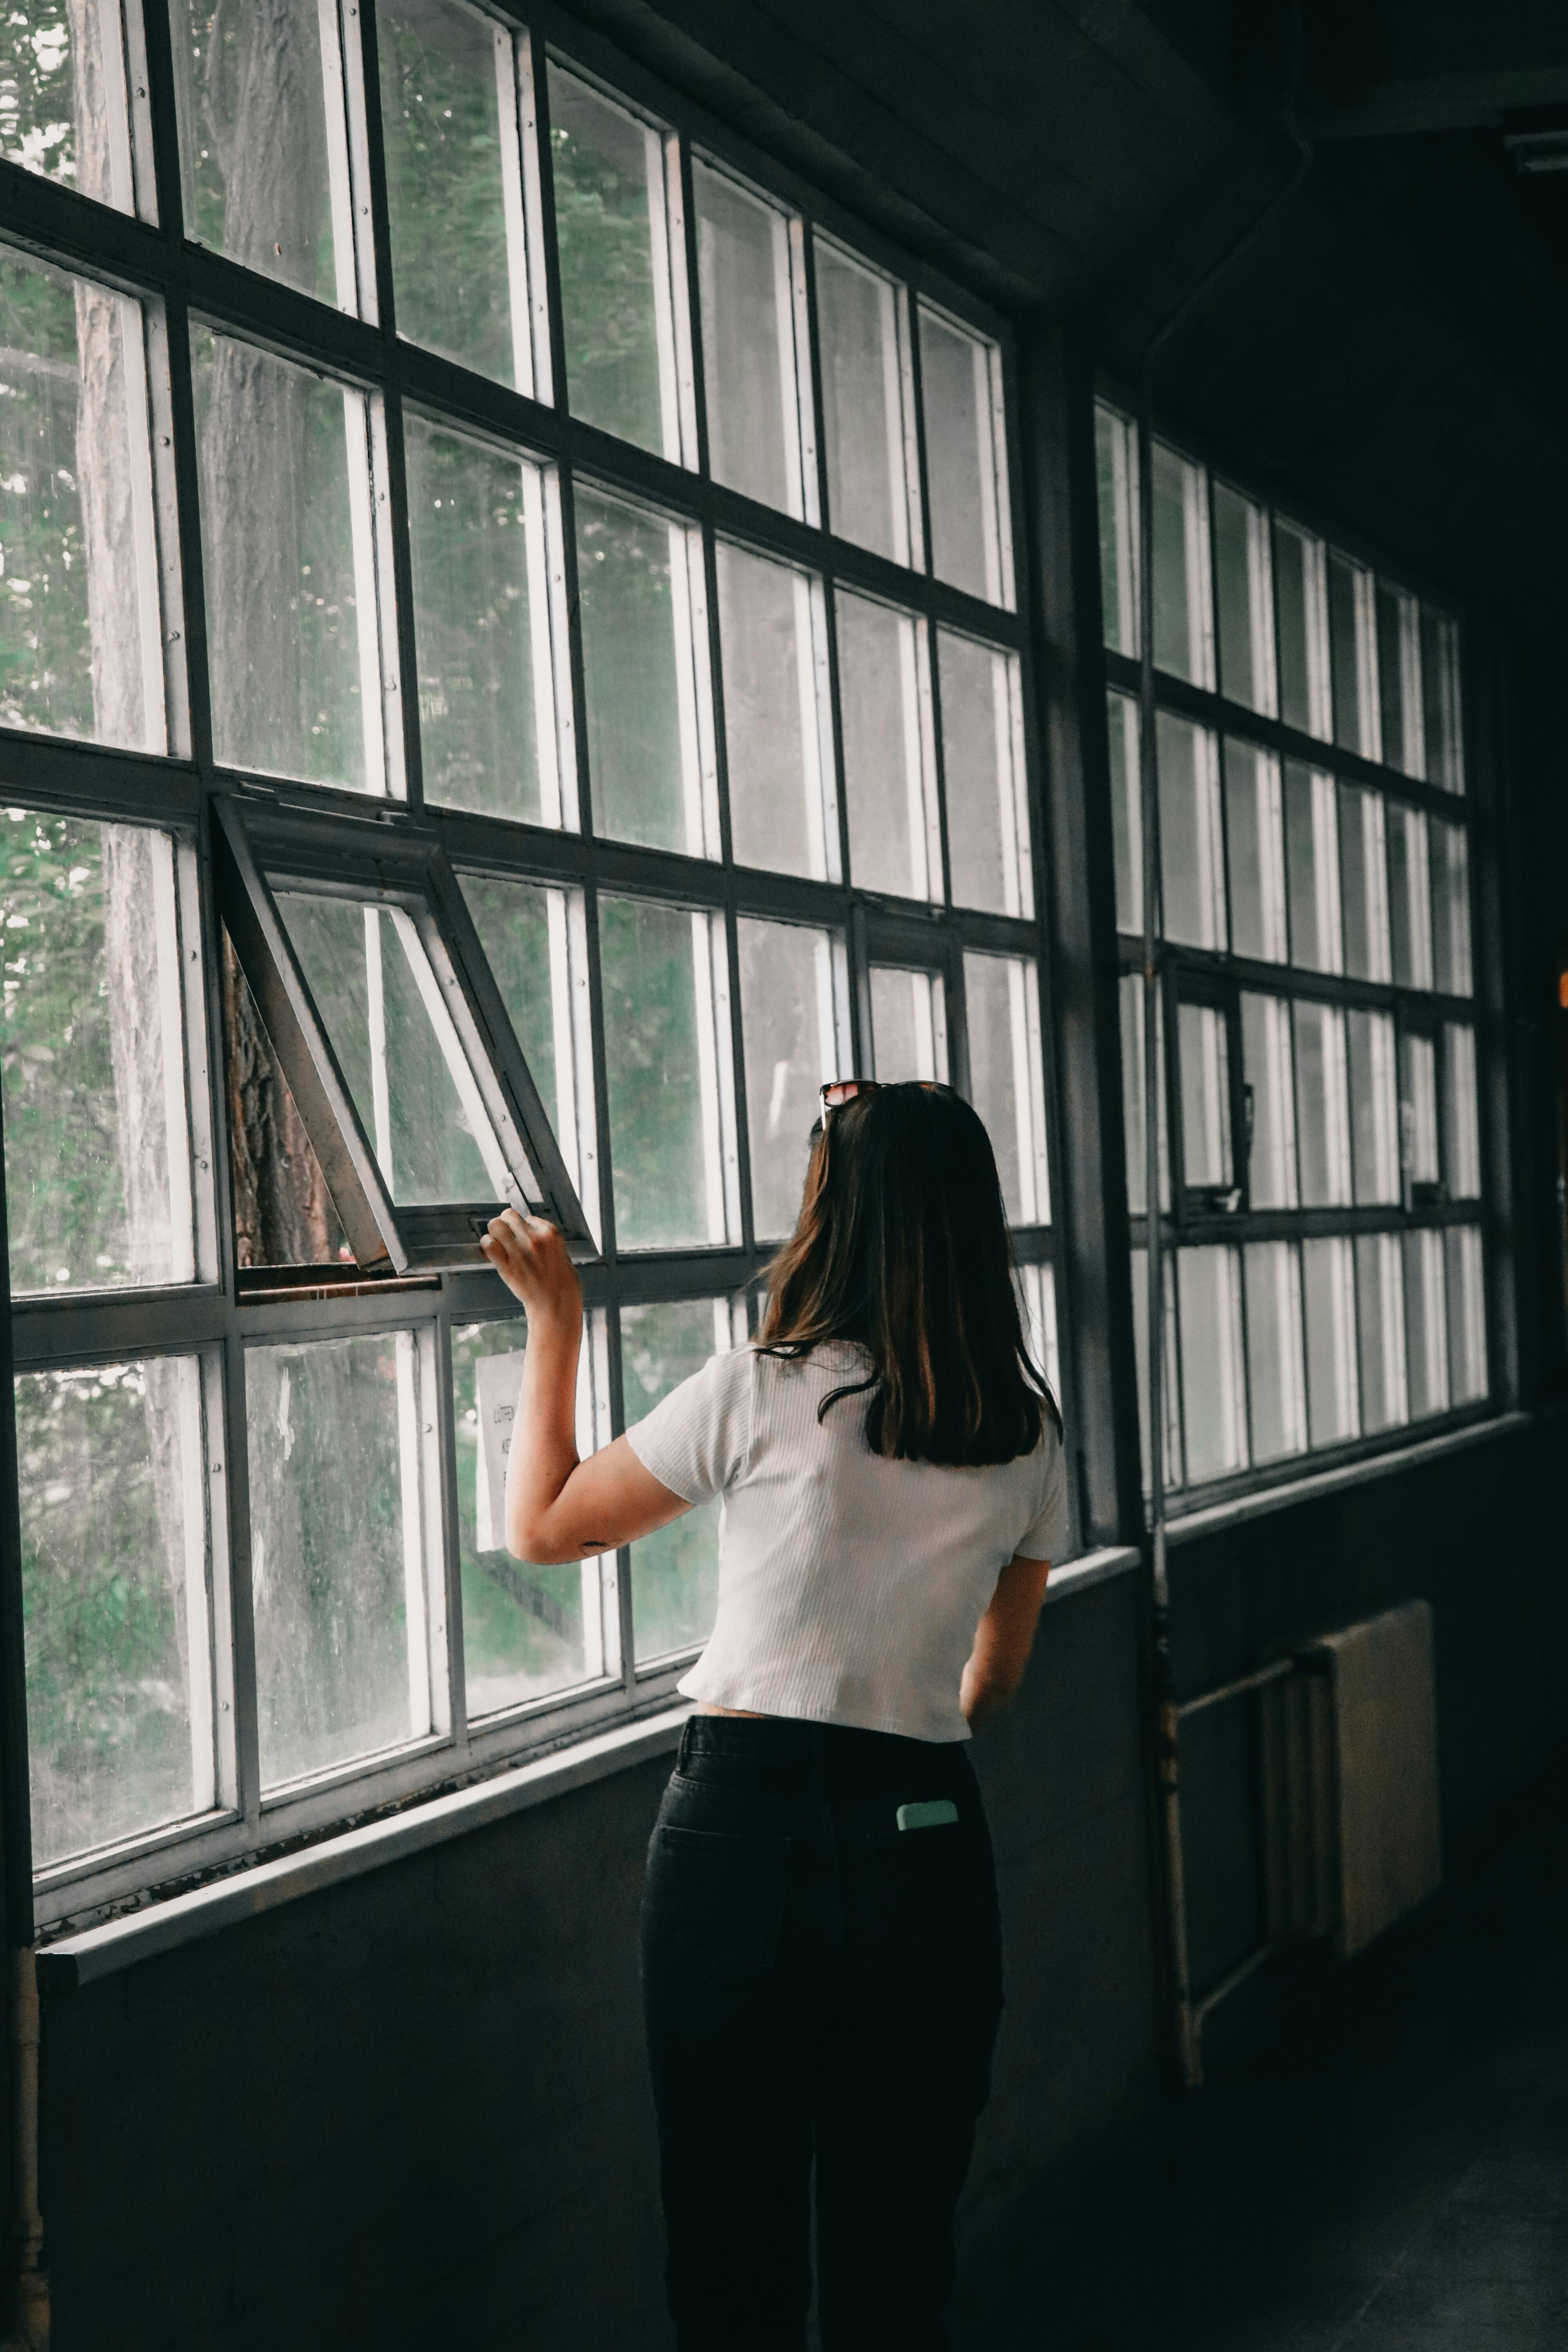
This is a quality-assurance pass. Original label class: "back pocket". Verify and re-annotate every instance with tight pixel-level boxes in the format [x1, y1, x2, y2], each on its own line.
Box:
[869, 1820, 1001, 1994]
[643, 1824, 794, 1982]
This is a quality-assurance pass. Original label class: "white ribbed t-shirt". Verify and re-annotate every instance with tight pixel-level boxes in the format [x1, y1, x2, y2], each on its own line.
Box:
[625, 1339, 1067, 1743]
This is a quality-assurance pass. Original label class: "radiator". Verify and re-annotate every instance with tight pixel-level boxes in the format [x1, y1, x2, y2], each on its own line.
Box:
[1260, 1600, 1443, 1959]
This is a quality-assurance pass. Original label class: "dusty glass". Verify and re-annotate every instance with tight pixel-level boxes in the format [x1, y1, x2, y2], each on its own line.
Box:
[869, 965, 947, 1084]
[1, 809, 194, 1294]
[694, 160, 803, 517]
[965, 953, 1048, 1225]
[1108, 691, 1142, 935]
[600, 895, 730, 1249]
[1151, 439, 1212, 686]
[1442, 1023, 1481, 1199]
[1420, 607, 1463, 792]
[837, 591, 937, 900]
[1177, 1001, 1232, 1193]
[193, 331, 378, 793]
[717, 542, 829, 878]
[1212, 479, 1273, 714]
[175, 1, 347, 306]
[406, 416, 555, 824]
[1244, 1241, 1307, 1463]
[576, 485, 709, 855]
[1375, 580, 1422, 778]
[1429, 818, 1472, 995]
[548, 67, 671, 457]
[940, 632, 1029, 916]
[1240, 992, 1296, 1209]
[248, 1329, 441, 1789]
[1328, 551, 1378, 758]
[1302, 1236, 1359, 1447]
[1355, 1232, 1407, 1434]
[625, 1297, 732, 1661]
[918, 302, 1009, 606]
[1346, 1009, 1399, 1205]
[1120, 973, 1168, 1218]
[0, 250, 165, 751]
[1095, 403, 1138, 654]
[1224, 740, 1287, 962]
[1338, 784, 1391, 982]
[1158, 712, 1225, 950]
[1388, 804, 1433, 990]
[0, 4, 140, 210]
[814, 238, 914, 564]
[1400, 1029, 1439, 1188]
[1445, 1227, 1486, 1404]
[18, 1357, 214, 1869]
[1403, 1228, 1448, 1420]
[378, 0, 525, 385]
[1283, 761, 1342, 973]
[1274, 518, 1330, 739]
[737, 918, 837, 1241]
[1178, 1247, 1247, 1485]
[1292, 1000, 1351, 1208]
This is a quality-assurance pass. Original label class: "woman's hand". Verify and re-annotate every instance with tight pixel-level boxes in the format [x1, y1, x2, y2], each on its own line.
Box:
[480, 1208, 582, 1326]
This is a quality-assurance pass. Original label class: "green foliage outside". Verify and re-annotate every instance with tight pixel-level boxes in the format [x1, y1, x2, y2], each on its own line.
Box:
[598, 894, 706, 1250]
[0, 248, 95, 742]
[548, 64, 665, 452]
[0, 6, 76, 187]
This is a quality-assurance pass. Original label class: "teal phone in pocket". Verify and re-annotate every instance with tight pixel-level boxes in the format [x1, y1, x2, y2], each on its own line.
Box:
[896, 1798, 960, 1831]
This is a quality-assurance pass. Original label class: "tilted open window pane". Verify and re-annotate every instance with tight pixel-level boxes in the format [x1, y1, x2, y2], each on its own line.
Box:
[0, 4, 145, 212]
[1245, 1240, 1307, 1464]
[716, 541, 834, 880]
[1388, 804, 1433, 989]
[1108, 690, 1142, 935]
[548, 67, 686, 461]
[576, 483, 715, 855]
[406, 416, 566, 826]
[1225, 741, 1287, 963]
[940, 631, 1031, 918]
[693, 160, 808, 519]
[964, 953, 1049, 1225]
[1274, 518, 1330, 741]
[737, 916, 844, 1243]
[1120, 973, 1169, 1217]
[378, 0, 541, 391]
[869, 964, 947, 1084]
[18, 1356, 221, 1871]
[1339, 784, 1392, 982]
[1, 810, 198, 1294]
[1356, 1232, 1407, 1434]
[459, 870, 596, 1207]
[1283, 762, 1343, 974]
[1212, 479, 1274, 715]
[222, 946, 351, 1270]
[1347, 1009, 1400, 1205]
[625, 1296, 740, 1663]
[1420, 608, 1463, 793]
[837, 591, 939, 901]
[1158, 712, 1225, 949]
[1293, 1000, 1352, 1208]
[0, 248, 169, 752]
[1151, 439, 1212, 687]
[1403, 1227, 1448, 1419]
[1328, 552, 1379, 760]
[1376, 581, 1423, 779]
[247, 1328, 447, 1790]
[1442, 1023, 1481, 1199]
[1179, 1246, 1247, 1484]
[918, 302, 1011, 608]
[1445, 1227, 1486, 1403]
[1240, 992, 1296, 1209]
[1429, 818, 1472, 995]
[1302, 1235, 1359, 1446]
[174, 1, 356, 309]
[193, 331, 391, 794]
[599, 893, 737, 1250]
[814, 237, 918, 566]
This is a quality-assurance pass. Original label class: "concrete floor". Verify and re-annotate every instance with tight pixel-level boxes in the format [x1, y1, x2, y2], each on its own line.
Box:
[964, 1742, 1568, 2351]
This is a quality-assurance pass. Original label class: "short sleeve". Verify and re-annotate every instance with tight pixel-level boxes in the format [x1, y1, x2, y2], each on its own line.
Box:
[1014, 1417, 1068, 1561]
[624, 1344, 753, 1506]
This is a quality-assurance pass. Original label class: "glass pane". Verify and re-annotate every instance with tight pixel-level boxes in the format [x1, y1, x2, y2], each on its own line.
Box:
[223, 944, 350, 1269]
[1442, 1022, 1481, 1199]
[1157, 712, 1225, 949]
[1445, 1227, 1486, 1403]
[460, 871, 587, 1189]
[694, 161, 803, 517]
[1108, 690, 1142, 936]
[1347, 1009, 1399, 1205]
[175, 1, 347, 305]
[0, 249, 165, 751]
[193, 331, 379, 793]
[940, 632, 1028, 916]
[1240, 992, 1296, 1209]
[1376, 582, 1423, 778]
[1120, 972, 1169, 1217]
[964, 954, 1048, 1224]
[1095, 403, 1138, 654]
[1429, 818, 1472, 995]
[406, 416, 555, 824]
[378, 0, 524, 385]
[918, 302, 1009, 606]
[1, 810, 193, 1293]
[548, 68, 673, 458]
[1338, 784, 1391, 982]
[1328, 552, 1378, 758]
[1388, 804, 1433, 989]
[1212, 479, 1273, 714]
[1178, 1247, 1247, 1484]
[1016, 1261, 1060, 1408]
[717, 541, 829, 879]
[1283, 761, 1343, 973]
[1224, 740, 1287, 962]
[1420, 607, 1463, 792]
[18, 1357, 213, 1869]
[0, 5, 137, 208]
[1400, 1030, 1439, 1187]
[1177, 1000, 1232, 1192]
[837, 591, 937, 899]
[276, 893, 503, 1205]
[1293, 1000, 1351, 1207]
[1355, 1232, 1407, 1434]
[1131, 1246, 1182, 1493]
[737, 917, 837, 1241]
[625, 1297, 731, 1661]
[600, 895, 731, 1250]
[869, 965, 947, 1084]
[815, 239, 913, 565]
[1403, 1228, 1448, 1419]
[577, 486, 709, 855]
[1245, 1241, 1306, 1463]
[1151, 440, 1212, 687]
[1302, 1236, 1358, 1446]
[453, 1317, 598, 1714]
[248, 1329, 442, 1789]
[1274, 519, 1330, 739]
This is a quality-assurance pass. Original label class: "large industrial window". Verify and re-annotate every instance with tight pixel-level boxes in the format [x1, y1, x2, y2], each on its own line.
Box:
[1096, 400, 1488, 1502]
[0, 4, 1056, 1922]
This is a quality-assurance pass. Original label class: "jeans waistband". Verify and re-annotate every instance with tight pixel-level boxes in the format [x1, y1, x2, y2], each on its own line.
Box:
[675, 1711, 977, 1800]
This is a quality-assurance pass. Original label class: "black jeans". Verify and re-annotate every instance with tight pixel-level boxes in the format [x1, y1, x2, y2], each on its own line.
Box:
[641, 1713, 1004, 2352]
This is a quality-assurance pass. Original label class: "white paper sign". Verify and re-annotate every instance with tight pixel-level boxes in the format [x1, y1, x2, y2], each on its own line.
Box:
[475, 1351, 528, 1553]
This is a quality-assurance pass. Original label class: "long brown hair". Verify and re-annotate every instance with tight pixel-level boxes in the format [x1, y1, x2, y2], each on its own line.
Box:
[757, 1082, 1060, 1466]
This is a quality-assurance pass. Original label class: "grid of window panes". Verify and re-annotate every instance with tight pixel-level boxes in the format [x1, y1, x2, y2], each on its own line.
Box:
[1095, 401, 1487, 1499]
[0, 2, 1056, 1916]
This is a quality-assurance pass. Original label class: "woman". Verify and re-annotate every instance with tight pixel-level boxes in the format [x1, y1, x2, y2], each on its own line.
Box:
[482, 1080, 1065, 2352]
